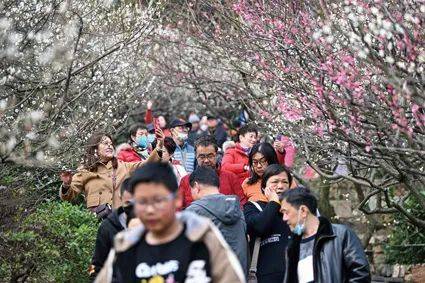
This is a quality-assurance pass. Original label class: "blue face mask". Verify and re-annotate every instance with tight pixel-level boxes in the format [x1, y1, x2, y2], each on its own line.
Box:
[147, 134, 155, 144]
[136, 135, 148, 149]
[293, 209, 305, 236]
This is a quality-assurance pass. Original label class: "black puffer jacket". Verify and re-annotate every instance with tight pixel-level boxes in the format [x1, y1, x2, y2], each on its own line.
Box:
[90, 208, 126, 279]
[284, 217, 371, 283]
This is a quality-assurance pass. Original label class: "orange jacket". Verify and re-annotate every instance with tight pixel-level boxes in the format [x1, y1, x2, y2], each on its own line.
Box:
[242, 177, 298, 202]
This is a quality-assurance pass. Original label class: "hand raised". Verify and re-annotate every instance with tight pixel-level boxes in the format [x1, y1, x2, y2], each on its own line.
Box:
[155, 127, 165, 147]
[264, 186, 280, 203]
[60, 171, 73, 186]
[273, 140, 284, 152]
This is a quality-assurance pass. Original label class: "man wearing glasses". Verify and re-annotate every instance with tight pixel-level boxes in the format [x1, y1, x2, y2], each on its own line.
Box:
[95, 162, 245, 283]
[178, 135, 247, 209]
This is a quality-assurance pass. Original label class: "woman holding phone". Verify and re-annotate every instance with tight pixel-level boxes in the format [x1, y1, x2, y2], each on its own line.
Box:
[60, 128, 164, 218]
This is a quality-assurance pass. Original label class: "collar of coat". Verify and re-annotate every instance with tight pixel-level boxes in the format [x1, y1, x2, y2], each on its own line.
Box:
[176, 141, 194, 151]
[289, 216, 336, 248]
[316, 216, 336, 241]
[113, 211, 212, 253]
[95, 160, 113, 170]
[235, 143, 249, 156]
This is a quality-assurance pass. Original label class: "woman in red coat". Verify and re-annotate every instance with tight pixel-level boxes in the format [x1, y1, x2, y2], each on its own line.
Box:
[221, 124, 258, 184]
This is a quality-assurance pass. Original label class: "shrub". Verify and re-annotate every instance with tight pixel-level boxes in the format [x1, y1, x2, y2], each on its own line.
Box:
[385, 197, 425, 264]
[0, 201, 99, 282]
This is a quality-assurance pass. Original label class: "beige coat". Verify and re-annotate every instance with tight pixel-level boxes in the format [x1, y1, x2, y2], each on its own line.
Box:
[95, 211, 246, 283]
[60, 149, 160, 208]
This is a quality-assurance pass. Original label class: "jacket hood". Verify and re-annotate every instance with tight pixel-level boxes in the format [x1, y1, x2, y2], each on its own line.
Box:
[115, 143, 132, 155]
[191, 194, 242, 225]
[113, 211, 212, 253]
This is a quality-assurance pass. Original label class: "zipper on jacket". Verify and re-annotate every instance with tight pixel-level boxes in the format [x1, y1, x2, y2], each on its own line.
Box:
[312, 234, 336, 282]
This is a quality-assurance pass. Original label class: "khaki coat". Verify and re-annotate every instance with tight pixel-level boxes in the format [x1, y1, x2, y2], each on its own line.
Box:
[60, 149, 160, 208]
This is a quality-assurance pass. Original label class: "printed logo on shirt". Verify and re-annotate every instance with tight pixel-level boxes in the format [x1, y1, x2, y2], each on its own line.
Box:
[136, 260, 179, 278]
[185, 260, 211, 283]
[141, 274, 174, 283]
[260, 233, 281, 246]
[135, 259, 210, 283]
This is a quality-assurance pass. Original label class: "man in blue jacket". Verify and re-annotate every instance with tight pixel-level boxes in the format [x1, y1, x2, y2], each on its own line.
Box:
[280, 187, 371, 283]
[169, 118, 196, 173]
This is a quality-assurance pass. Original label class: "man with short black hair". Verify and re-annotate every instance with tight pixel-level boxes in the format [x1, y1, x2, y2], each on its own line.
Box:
[95, 162, 245, 283]
[280, 187, 370, 283]
[117, 123, 150, 162]
[186, 166, 248, 274]
[222, 124, 258, 185]
[178, 135, 247, 208]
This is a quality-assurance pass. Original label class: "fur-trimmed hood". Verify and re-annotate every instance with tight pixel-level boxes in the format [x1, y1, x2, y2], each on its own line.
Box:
[113, 211, 213, 252]
[95, 211, 247, 283]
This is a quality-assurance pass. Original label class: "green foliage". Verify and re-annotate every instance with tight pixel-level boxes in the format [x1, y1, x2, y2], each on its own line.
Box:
[0, 201, 99, 282]
[385, 197, 425, 264]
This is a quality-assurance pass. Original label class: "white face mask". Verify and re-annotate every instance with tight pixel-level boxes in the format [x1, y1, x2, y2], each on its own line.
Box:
[200, 124, 208, 131]
[178, 132, 188, 141]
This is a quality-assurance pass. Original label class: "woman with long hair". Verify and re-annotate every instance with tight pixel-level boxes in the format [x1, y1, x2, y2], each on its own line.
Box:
[60, 130, 163, 216]
[243, 142, 296, 202]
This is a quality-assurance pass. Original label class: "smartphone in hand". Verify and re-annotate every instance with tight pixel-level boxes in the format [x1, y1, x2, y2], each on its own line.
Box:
[154, 118, 161, 138]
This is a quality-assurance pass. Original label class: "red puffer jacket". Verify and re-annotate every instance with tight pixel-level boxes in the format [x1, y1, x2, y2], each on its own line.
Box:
[117, 145, 143, 162]
[221, 143, 250, 185]
[179, 168, 247, 209]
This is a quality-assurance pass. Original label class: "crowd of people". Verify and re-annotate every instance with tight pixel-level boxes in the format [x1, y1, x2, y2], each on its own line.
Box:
[59, 103, 371, 283]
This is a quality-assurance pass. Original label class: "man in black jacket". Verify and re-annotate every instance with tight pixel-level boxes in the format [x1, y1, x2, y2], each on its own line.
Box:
[280, 187, 371, 283]
[89, 178, 135, 279]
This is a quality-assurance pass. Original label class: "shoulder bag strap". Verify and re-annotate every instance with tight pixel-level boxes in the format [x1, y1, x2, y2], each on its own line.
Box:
[249, 200, 263, 212]
[249, 201, 263, 274]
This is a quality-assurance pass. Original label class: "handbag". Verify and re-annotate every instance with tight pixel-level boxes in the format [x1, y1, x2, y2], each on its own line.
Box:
[247, 201, 263, 283]
[93, 203, 112, 220]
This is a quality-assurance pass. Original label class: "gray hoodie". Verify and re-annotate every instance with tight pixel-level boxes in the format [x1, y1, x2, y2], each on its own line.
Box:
[186, 194, 248, 275]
